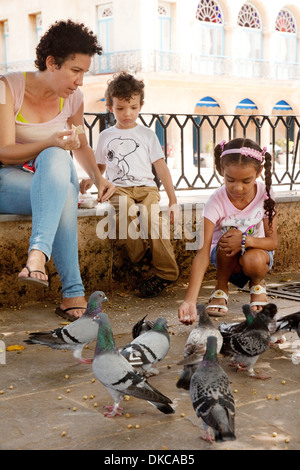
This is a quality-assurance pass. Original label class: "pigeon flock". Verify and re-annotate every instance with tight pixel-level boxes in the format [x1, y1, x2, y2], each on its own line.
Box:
[24, 291, 300, 445]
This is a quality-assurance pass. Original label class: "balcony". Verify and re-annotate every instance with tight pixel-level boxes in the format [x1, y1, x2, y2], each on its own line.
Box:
[90, 50, 300, 81]
[2, 51, 300, 81]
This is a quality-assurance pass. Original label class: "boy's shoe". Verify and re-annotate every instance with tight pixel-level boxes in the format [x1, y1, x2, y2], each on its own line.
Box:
[138, 275, 173, 298]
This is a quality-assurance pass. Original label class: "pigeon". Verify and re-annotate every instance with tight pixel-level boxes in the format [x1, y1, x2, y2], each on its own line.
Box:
[273, 311, 300, 338]
[219, 304, 256, 356]
[176, 304, 223, 390]
[24, 291, 108, 364]
[92, 312, 175, 417]
[120, 317, 170, 376]
[190, 335, 236, 443]
[226, 303, 277, 379]
[132, 315, 154, 339]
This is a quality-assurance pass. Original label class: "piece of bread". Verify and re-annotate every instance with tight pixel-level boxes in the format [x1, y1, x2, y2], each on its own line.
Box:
[72, 124, 85, 135]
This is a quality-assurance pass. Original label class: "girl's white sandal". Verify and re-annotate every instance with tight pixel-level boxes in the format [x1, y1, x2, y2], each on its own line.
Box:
[249, 284, 268, 310]
[207, 289, 228, 316]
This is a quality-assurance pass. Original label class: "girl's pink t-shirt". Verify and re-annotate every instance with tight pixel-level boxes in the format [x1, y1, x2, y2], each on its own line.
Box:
[203, 181, 274, 253]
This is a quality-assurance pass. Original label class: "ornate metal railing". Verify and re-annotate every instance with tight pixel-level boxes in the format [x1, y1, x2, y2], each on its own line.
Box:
[84, 111, 300, 191]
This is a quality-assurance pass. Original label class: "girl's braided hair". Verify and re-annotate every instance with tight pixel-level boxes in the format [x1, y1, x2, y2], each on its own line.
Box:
[214, 138, 275, 228]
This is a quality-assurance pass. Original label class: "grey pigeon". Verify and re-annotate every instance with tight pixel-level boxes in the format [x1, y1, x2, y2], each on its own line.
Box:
[219, 304, 256, 356]
[132, 315, 154, 339]
[176, 304, 223, 390]
[24, 291, 108, 364]
[92, 312, 175, 417]
[120, 317, 170, 376]
[190, 335, 236, 443]
[227, 303, 277, 378]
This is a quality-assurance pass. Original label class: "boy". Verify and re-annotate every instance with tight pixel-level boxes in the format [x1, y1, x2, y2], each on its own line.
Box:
[80, 72, 179, 297]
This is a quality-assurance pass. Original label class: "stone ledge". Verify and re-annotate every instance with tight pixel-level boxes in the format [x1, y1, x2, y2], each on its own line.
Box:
[0, 191, 299, 306]
[1, 189, 298, 222]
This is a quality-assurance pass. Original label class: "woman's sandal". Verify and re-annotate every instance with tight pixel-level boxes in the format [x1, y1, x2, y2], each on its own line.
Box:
[250, 284, 268, 311]
[18, 265, 49, 287]
[207, 289, 228, 317]
[55, 306, 86, 322]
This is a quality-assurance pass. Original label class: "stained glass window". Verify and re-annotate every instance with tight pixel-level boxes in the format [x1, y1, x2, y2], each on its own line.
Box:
[238, 2, 262, 29]
[158, 5, 168, 16]
[275, 9, 296, 33]
[196, 0, 223, 24]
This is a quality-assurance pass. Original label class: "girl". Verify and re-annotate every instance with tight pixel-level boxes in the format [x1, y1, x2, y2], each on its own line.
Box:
[178, 138, 277, 325]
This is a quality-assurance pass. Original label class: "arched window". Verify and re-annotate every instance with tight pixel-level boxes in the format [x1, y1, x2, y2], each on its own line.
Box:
[195, 0, 224, 56]
[275, 8, 296, 33]
[237, 2, 263, 60]
[274, 9, 297, 64]
[238, 2, 261, 29]
[196, 0, 223, 24]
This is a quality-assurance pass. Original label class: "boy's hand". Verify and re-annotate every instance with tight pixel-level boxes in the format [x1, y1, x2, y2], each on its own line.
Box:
[97, 179, 115, 203]
[79, 178, 94, 194]
[169, 203, 179, 225]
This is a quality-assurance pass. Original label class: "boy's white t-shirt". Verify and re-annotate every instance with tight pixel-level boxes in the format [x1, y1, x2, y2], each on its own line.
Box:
[203, 181, 274, 253]
[95, 124, 164, 187]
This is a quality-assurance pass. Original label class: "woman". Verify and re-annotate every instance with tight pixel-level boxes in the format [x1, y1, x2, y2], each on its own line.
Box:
[0, 20, 115, 320]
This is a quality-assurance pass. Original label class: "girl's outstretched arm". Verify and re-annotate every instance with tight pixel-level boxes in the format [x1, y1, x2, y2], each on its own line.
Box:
[178, 217, 215, 325]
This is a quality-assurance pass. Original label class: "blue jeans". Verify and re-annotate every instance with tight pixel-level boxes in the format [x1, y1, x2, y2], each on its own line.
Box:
[210, 245, 274, 289]
[0, 147, 84, 298]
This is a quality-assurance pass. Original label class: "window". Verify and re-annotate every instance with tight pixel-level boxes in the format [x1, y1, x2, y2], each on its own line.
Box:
[157, 2, 172, 71]
[97, 3, 114, 73]
[195, 0, 224, 56]
[29, 13, 43, 60]
[35, 14, 43, 43]
[238, 2, 261, 29]
[275, 8, 296, 33]
[237, 2, 263, 60]
[275, 8, 297, 63]
[0, 20, 9, 71]
[196, 0, 223, 24]
[158, 2, 171, 51]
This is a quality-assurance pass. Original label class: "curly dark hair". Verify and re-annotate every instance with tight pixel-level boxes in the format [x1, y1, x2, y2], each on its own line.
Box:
[214, 138, 276, 228]
[35, 20, 102, 71]
[105, 72, 145, 107]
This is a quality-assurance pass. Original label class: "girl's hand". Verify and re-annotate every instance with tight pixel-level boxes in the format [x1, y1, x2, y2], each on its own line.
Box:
[178, 301, 197, 325]
[218, 228, 243, 256]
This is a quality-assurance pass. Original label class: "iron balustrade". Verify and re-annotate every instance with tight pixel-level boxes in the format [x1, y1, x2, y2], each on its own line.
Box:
[83, 112, 300, 191]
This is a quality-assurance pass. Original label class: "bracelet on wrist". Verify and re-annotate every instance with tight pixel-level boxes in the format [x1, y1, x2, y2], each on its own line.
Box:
[241, 233, 247, 255]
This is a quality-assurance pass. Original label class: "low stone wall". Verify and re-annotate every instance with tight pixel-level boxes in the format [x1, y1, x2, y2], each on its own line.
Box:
[0, 197, 299, 307]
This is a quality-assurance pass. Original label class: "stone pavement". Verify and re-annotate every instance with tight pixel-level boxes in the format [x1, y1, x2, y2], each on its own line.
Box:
[0, 272, 300, 451]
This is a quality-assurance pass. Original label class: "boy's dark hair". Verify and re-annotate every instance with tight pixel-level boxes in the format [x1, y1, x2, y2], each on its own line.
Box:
[105, 72, 145, 107]
[214, 138, 275, 227]
[35, 20, 102, 71]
